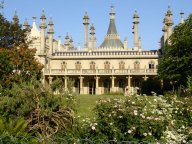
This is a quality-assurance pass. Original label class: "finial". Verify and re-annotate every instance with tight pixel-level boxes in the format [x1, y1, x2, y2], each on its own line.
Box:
[110, 4, 115, 19]
[70, 37, 73, 43]
[40, 9, 46, 19]
[23, 18, 30, 29]
[90, 23, 95, 35]
[133, 10, 139, 18]
[13, 10, 19, 24]
[49, 17, 53, 25]
[31, 17, 35, 22]
[65, 32, 69, 39]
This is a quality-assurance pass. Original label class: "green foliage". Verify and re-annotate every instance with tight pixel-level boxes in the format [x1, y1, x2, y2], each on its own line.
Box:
[158, 14, 192, 88]
[0, 14, 29, 49]
[0, 117, 36, 143]
[187, 75, 192, 95]
[141, 77, 161, 95]
[0, 79, 75, 139]
[0, 47, 43, 88]
[50, 76, 64, 92]
[56, 95, 192, 143]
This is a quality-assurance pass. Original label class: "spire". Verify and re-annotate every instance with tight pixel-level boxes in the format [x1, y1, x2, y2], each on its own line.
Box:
[69, 37, 74, 49]
[23, 18, 30, 30]
[89, 23, 96, 50]
[180, 10, 184, 24]
[30, 17, 40, 37]
[133, 10, 139, 24]
[40, 9, 46, 29]
[40, 9, 46, 54]
[48, 17, 54, 33]
[13, 10, 19, 24]
[107, 5, 118, 35]
[48, 17, 54, 55]
[165, 6, 173, 27]
[83, 11, 89, 24]
[64, 32, 70, 48]
[83, 12, 89, 49]
[99, 5, 123, 49]
[133, 10, 140, 51]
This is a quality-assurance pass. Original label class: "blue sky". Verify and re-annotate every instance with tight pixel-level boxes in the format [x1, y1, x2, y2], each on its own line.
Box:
[2, 0, 192, 50]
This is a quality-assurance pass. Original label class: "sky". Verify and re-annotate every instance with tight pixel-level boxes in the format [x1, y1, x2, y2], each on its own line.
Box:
[2, 0, 192, 50]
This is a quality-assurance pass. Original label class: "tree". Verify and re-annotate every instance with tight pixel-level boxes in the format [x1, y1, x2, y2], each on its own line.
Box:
[158, 14, 192, 88]
[0, 13, 43, 88]
[0, 13, 29, 48]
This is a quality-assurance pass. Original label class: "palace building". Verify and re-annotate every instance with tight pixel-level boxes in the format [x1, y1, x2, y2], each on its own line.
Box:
[20, 6, 183, 95]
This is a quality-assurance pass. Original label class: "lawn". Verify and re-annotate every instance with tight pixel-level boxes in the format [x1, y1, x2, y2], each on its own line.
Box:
[75, 94, 125, 120]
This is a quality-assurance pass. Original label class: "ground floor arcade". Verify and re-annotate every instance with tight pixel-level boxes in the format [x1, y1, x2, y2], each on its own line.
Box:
[45, 75, 152, 95]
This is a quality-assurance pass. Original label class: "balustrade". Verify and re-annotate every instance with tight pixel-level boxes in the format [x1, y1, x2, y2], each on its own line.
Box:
[44, 68, 157, 75]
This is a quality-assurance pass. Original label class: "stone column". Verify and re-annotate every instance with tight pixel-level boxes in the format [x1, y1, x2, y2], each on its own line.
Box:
[79, 76, 84, 94]
[94, 76, 100, 95]
[48, 76, 53, 85]
[63, 76, 68, 91]
[110, 76, 116, 93]
[126, 76, 132, 89]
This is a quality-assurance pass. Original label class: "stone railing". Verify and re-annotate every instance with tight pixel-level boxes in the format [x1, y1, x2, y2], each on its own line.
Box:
[44, 69, 157, 76]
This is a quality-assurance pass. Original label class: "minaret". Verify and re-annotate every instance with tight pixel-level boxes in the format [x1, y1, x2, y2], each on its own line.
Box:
[13, 10, 19, 24]
[89, 23, 96, 50]
[162, 15, 168, 44]
[40, 10, 47, 54]
[23, 18, 30, 30]
[133, 10, 139, 51]
[83, 12, 89, 49]
[64, 33, 70, 50]
[180, 11, 184, 24]
[48, 17, 54, 55]
[166, 6, 173, 42]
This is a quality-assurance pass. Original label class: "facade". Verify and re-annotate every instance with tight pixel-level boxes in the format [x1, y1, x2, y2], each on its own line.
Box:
[22, 6, 182, 95]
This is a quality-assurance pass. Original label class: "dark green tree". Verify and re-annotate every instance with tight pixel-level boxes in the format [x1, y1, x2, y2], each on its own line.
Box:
[158, 14, 192, 87]
[0, 13, 29, 48]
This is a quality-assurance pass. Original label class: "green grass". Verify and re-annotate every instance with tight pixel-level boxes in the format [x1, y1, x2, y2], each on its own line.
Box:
[75, 94, 125, 120]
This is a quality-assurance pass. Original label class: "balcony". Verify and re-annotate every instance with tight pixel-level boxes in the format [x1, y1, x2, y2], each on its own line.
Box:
[44, 68, 157, 76]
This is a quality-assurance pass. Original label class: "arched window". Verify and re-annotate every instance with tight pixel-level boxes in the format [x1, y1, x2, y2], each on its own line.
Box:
[104, 61, 110, 70]
[149, 61, 155, 69]
[90, 61, 96, 70]
[75, 61, 81, 70]
[134, 61, 140, 70]
[119, 61, 125, 70]
[61, 61, 67, 70]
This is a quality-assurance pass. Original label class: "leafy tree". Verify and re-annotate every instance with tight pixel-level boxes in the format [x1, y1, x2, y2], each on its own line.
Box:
[0, 13, 43, 88]
[0, 13, 29, 48]
[158, 14, 192, 88]
[0, 47, 43, 88]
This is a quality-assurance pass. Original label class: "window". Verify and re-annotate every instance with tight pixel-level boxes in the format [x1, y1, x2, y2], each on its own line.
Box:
[119, 61, 125, 70]
[61, 61, 67, 69]
[149, 61, 155, 69]
[75, 61, 81, 70]
[90, 61, 96, 70]
[104, 61, 110, 70]
[134, 61, 140, 70]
